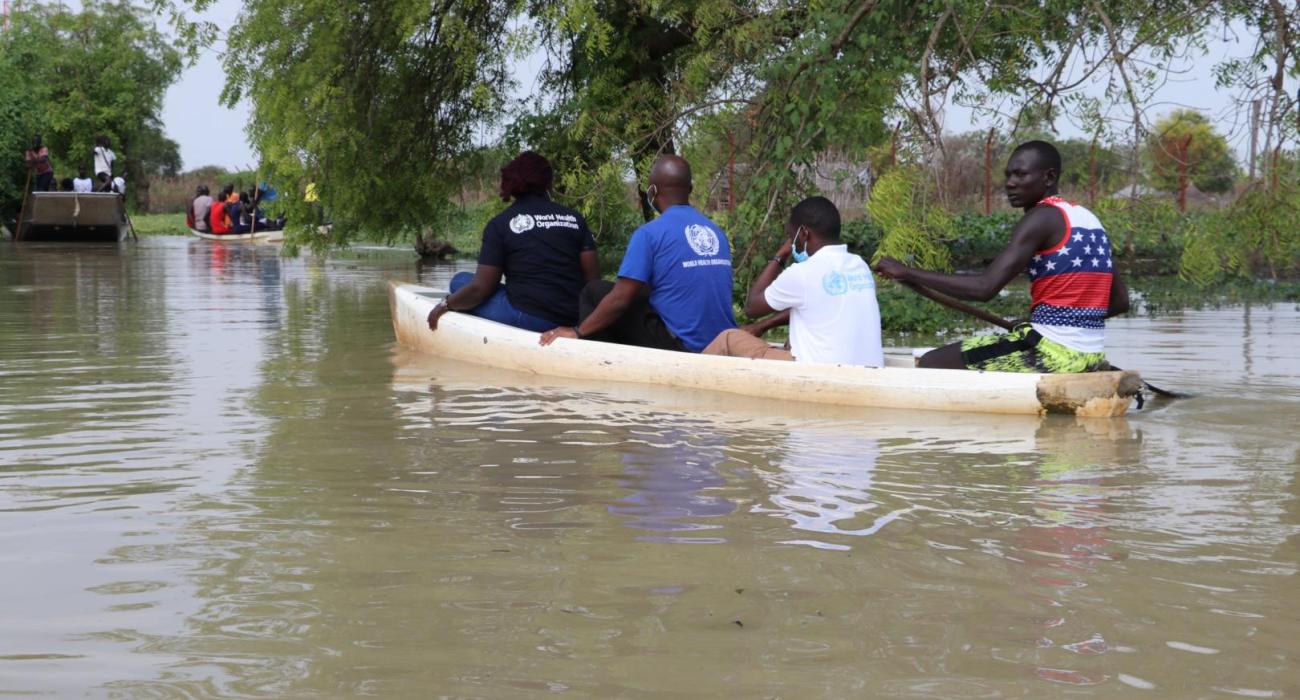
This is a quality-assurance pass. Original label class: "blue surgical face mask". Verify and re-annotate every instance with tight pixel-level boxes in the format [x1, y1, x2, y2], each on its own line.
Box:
[791, 227, 810, 263]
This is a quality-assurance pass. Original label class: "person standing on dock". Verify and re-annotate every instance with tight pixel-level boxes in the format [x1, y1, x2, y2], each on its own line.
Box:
[873, 140, 1129, 373]
[426, 151, 600, 332]
[92, 136, 116, 179]
[24, 134, 54, 192]
[703, 196, 883, 366]
[538, 154, 736, 352]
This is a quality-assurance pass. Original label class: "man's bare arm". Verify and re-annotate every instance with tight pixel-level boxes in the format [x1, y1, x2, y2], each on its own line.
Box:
[1106, 271, 1130, 318]
[539, 277, 644, 345]
[579, 250, 600, 282]
[426, 264, 502, 331]
[875, 206, 1062, 301]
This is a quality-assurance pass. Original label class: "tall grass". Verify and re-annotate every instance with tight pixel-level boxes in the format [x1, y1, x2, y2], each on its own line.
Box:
[144, 166, 256, 214]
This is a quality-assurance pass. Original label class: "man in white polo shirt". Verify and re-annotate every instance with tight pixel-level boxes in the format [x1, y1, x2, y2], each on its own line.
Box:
[703, 196, 883, 366]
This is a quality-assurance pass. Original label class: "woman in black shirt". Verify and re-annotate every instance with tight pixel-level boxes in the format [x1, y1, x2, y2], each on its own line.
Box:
[427, 152, 599, 332]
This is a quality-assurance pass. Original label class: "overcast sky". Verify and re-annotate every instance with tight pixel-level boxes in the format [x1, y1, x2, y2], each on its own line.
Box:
[161, 8, 1274, 172]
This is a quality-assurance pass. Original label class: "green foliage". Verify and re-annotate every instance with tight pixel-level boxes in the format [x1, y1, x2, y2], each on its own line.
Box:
[174, 0, 1235, 262]
[1091, 197, 1185, 267]
[218, 0, 524, 247]
[867, 167, 952, 272]
[0, 51, 39, 220]
[0, 1, 181, 213]
[950, 211, 1018, 264]
[877, 282, 1028, 335]
[1146, 110, 1238, 194]
[1054, 138, 1128, 197]
[129, 212, 189, 236]
[1178, 223, 1227, 288]
[840, 218, 884, 260]
[1178, 186, 1300, 285]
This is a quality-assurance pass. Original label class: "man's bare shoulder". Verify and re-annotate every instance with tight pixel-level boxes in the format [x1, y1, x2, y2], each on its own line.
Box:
[1009, 204, 1066, 247]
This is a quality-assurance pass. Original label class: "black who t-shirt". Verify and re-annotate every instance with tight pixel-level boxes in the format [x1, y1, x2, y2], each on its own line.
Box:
[478, 193, 597, 326]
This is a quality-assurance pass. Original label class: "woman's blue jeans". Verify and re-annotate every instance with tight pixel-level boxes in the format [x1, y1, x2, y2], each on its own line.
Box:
[449, 272, 555, 332]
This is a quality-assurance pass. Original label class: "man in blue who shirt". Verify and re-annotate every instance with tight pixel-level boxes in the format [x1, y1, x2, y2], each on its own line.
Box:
[539, 155, 736, 352]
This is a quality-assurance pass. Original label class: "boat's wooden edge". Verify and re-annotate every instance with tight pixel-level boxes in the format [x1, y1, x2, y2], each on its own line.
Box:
[1035, 370, 1143, 417]
[189, 228, 281, 242]
[388, 281, 1137, 417]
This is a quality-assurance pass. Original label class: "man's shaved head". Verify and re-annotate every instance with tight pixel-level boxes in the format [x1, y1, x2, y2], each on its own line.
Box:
[1011, 140, 1062, 174]
[649, 154, 692, 192]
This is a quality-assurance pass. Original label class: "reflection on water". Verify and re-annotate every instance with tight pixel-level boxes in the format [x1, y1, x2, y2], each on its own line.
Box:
[752, 431, 889, 548]
[1, 238, 1297, 698]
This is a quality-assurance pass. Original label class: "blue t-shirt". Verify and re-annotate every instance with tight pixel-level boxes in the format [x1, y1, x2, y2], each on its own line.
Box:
[617, 204, 736, 352]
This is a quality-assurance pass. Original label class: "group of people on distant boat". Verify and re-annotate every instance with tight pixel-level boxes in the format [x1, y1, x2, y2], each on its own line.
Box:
[24, 134, 126, 196]
[188, 184, 285, 234]
[426, 140, 1128, 374]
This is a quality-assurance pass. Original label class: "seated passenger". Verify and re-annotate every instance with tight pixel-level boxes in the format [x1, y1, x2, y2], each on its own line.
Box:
[426, 152, 599, 332]
[538, 154, 736, 352]
[208, 193, 231, 234]
[95, 171, 112, 192]
[704, 197, 883, 366]
[60, 177, 75, 192]
[72, 168, 94, 193]
[189, 185, 213, 231]
[226, 192, 250, 233]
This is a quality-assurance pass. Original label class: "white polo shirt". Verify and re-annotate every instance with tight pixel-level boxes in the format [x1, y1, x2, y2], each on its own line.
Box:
[764, 244, 883, 366]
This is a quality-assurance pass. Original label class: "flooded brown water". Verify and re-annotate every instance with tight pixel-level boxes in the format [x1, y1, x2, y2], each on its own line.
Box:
[1, 237, 1296, 698]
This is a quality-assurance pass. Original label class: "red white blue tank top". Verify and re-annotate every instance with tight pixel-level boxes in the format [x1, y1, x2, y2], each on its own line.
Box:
[1027, 197, 1112, 353]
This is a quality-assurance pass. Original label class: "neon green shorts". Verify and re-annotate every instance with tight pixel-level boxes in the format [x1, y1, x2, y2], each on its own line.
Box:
[959, 324, 1107, 374]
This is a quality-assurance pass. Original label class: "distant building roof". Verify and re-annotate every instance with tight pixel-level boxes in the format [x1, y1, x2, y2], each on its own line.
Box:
[1111, 182, 1211, 201]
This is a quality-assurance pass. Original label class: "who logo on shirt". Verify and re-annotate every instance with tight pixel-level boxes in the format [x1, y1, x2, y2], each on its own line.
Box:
[509, 214, 536, 233]
[684, 224, 720, 256]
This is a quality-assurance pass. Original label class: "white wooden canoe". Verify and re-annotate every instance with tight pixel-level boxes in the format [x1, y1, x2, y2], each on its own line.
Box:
[188, 227, 284, 242]
[388, 282, 1144, 416]
[14, 192, 129, 242]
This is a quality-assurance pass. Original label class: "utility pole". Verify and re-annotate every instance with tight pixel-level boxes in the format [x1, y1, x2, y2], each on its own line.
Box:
[1088, 136, 1099, 206]
[1175, 134, 1193, 213]
[983, 128, 994, 215]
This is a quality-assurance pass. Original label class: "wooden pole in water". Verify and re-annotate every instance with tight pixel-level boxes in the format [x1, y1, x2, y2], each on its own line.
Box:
[14, 167, 32, 242]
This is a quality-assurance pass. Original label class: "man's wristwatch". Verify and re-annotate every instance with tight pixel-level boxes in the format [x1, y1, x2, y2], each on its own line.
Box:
[572, 326, 583, 339]
[769, 255, 786, 265]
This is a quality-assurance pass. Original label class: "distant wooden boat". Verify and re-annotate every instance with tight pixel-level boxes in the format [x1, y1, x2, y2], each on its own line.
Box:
[188, 227, 284, 242]
[12, 192, 129, 242]
[388, 282, 1144, 417]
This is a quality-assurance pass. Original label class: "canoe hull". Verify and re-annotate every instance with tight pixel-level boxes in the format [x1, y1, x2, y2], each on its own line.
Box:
[14, 192, 129, 242]
[388, 282, 1141, 416]
[189, 228, 284, 242]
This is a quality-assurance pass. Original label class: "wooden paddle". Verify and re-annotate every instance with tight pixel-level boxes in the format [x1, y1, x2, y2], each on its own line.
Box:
[898, 280, 1188, 399]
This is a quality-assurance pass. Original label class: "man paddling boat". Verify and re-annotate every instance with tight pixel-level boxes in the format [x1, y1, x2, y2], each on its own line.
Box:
[874, 140, 1129, 372]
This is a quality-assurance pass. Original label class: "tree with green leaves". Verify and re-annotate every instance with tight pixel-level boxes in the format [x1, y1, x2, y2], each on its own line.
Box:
[184, 0, 1246, 271]
[210, 0, 523, 243]
[1146, 110, 1238, 199]
[0, 0, 181, 213]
